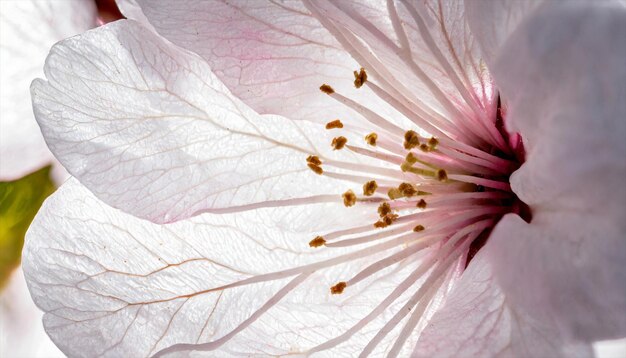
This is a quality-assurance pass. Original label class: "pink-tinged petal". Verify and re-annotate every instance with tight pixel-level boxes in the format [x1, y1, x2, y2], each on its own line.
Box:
[488, 212, 626, 343]
[491, 0, 626, 210]
[0, 0, 96, 180]
[24, 179, 435, 357]
[116, 0, 369, 125]
[465, 0, 543, 70]
[31, 20, 357, 224]
[303, 0, 507, 150]
[485, 3, 626, 342]
[414, 245, 593, 358]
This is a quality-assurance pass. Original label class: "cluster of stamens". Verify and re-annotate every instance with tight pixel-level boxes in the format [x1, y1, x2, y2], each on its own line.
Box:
[305, 68, 522, 298]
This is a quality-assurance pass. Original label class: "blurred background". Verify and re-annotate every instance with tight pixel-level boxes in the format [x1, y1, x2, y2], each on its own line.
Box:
[0, 0, 121, 356]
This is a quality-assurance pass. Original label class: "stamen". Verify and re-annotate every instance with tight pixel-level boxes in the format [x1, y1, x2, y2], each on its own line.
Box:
[308, 163, 323, 175]
[342, 190, 357, 207]
[332, 136, 348, 150]
[320, 84, 335, 94]
[325, 119, 344, 129]
[413, 224, 425, 232]
[365, 133, 378, 146]
[353, 67, 368, 88]
[404, 130, 420, 150]
[309, 236, 326, 248]
[416, 199, 427, 209]
[436, 169, 448, 182]
[363, 180, 378, 196]
[306, 155, 322, 166]
[330, 281, 347, 295]
[378, 202, 392, 217]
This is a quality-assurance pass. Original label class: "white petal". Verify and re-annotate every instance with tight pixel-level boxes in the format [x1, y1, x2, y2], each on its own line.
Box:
[24, 179, 436, 357]
[464, 0, 543, 70]
[0, 0, 96, 180]
[488, 212, 626, 343]
[31, 20, 353, 223]
[117, 0, 368, 125]
[414, 246, 593, 358]
[491, 0, 626, 210]
[486, 2, 626, 342]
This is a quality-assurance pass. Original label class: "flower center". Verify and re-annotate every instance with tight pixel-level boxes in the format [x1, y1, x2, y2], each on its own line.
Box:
[305, 68, 528, 303]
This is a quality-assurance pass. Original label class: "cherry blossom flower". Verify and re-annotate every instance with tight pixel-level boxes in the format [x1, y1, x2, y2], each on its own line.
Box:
[23, 0, 625, 357]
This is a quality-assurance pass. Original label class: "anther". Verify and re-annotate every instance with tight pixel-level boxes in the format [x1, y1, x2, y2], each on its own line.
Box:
[309, 236, 326, 248]
[378, 202, 392, 217]
[308, 164, 323, 175]
[436, 169, 448, 182]
[416, 199, 427, 209]
[306, 155, 322, 166]
[353, 67, 368, 88]
[428, 137, 439, 149]
[330, 281, 347, 295]
[405, 152, 418, 164]
[320, 84, 335, 94]
[363, 180, 378, 196]
[413, 224, 425, 232]
[419, 143, 430, 152]
[306, 155, 323, 175]
[365, 132, 378, 146]
[374, 213, 399, 228]
[404, 130, 420, 150]
[325, 119, 344, 129]
[342, 190, 357, 207]
[398, 182, 417, 197]
[332, 136, 348, 150]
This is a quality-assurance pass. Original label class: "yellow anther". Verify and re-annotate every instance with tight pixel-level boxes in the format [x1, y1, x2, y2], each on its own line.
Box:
[436, 169, 448, 182]
[413, 224, 425, 232]
[320, 84, 335, 94]
[342, 190, 357, 207]
[405, 152, 418, 164]
[378, 202, 391, 217]
[331, 281, 347, 294]
[306, 155, 322, 166]
[398, 182, 417, 197]
[309, 236, 326, 248]
[374, 213, 399, 228]
[353, 67, 368, 88]
[428, 137, 439, 149]
[308, 163, 323, 175]
[416, 199, 427, 209]
[325, 119, 344, 129]
[365, 132, 378, 146]
[332, 136, 348, 150]
[388, 188, 402, 200]
[404, 130, 420, 150]
[363, 180, 378, 196]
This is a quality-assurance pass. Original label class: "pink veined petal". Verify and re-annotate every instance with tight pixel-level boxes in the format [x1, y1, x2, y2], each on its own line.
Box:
[488, 212, 626, 344]
[485, 1, 626, 343]
[0, 0, 96, 180]
[116, 0, 385, 127]
[413, 244, 594, 358]
[31, 20, 358, 224]
[464, 0, 543, 71]
[23, 179, 440, 357]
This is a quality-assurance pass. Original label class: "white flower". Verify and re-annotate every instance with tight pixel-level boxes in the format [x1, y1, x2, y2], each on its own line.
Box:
[0, 0, 97, 181]
[23, 0, 625, 357]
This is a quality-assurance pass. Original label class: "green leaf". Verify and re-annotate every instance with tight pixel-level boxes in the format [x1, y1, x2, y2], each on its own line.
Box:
[0, 166, 56, 289]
